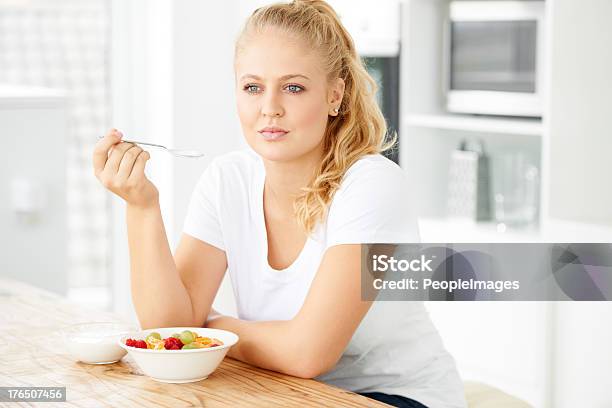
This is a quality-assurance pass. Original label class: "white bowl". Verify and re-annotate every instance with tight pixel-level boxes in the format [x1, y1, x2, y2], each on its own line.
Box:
[62, 322, 137, 364]
[118, 327, 239, 383]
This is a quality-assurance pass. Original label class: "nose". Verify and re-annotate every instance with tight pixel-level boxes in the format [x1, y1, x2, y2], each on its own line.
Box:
[261, 92, 284, 118]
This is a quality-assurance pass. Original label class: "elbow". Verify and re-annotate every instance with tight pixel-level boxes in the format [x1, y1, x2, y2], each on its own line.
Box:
[278, 322, 343, 379]
[284, 348, 339, 379]
[286, 363, 321, 379]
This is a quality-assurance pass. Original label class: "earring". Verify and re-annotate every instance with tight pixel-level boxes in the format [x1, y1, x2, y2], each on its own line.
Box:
[333, 107, 339, 114]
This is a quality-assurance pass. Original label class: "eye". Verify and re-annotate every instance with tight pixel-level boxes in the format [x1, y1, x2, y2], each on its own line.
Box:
[285, 84, 304, 93]
[243, 84, 261, 94]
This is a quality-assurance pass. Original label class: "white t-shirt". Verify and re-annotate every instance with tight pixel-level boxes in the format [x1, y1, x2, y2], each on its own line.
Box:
[183, 148, 467, 408]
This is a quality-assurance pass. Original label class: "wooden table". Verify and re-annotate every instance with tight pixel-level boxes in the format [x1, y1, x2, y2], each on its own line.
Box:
[0, 279, 388, 407]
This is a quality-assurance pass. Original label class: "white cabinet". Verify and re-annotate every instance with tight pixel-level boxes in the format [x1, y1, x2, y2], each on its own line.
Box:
[546, 0, 612, 227]
[545, 3, 612, 407]
[0, 85, 68, 295]
[328, 0, 401, 56]
[400, 1, 612, 407]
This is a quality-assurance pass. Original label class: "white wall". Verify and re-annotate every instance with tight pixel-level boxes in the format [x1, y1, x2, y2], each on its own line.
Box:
[171, 0, 244, 316]
[109, 0, 174, 323]
[110, 0, 244, 321]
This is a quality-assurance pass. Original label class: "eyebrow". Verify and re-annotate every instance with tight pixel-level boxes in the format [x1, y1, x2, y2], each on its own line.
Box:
[240, 74, 311, 82]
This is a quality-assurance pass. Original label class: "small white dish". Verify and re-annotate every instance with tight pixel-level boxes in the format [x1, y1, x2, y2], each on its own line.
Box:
[61, 322, 137, 364]
[118, 327, 239, 383]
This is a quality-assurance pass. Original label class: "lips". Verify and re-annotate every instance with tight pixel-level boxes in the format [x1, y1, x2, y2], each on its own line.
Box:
[258, 126, 289, 141]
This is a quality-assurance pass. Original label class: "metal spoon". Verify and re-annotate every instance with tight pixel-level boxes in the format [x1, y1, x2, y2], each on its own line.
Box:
[99, 136, 204, 158]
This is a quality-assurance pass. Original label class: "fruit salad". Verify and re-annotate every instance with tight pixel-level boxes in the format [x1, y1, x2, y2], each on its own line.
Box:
[125, 330, 224, 350]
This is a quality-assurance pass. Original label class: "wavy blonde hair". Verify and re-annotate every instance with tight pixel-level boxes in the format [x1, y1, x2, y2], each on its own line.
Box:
[235, 0, 396, 234]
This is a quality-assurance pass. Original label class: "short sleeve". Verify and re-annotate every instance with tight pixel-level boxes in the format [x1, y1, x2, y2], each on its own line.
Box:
[325, 161, 421, 249]
[183, 159, 226, 251]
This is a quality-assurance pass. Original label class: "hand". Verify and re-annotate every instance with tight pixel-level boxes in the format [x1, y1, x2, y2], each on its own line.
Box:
[93, 129, 159, 209]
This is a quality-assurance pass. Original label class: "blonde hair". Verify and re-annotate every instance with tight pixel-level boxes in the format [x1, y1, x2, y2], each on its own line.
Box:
[235, 0, 396, 234]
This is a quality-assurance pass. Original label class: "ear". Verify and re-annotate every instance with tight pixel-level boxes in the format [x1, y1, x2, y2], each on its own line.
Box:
[327, 77, 345, 116]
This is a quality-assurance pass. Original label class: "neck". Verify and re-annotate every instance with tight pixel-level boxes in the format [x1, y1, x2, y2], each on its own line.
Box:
[262, 146, 324, 215]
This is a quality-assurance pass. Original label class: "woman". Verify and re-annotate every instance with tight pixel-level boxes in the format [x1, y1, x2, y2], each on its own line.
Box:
[92, 1, 466, 407]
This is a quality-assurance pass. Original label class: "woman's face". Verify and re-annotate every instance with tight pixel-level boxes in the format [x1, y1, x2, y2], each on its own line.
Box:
[235, 27, 344, 163]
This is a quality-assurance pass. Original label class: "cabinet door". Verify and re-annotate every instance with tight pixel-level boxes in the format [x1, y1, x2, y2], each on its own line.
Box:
[546, 0, 612, 226]
[547, 3, 612, 408]
[0, 96, 68, 295]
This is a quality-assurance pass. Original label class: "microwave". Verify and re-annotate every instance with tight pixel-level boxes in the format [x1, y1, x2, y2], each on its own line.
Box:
[444, 1, 546, 117]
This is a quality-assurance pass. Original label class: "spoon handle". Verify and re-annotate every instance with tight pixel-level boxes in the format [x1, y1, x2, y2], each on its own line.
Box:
[97, 134, 167, 150]
[122, 139, 167, 150]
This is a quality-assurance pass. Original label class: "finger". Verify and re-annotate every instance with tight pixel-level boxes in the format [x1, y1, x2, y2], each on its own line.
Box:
[93, 129, 123, 176]
[104, 141, 138, 175]
[116, 145, 144, 182]
[127, 150, 151, 183]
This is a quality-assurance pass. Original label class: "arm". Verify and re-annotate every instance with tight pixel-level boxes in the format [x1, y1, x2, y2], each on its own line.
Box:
[207, 243, 372, 378]
[93, 129, 227, 329]
[128, 214, 227, 329]
[127, 203, 192, 328]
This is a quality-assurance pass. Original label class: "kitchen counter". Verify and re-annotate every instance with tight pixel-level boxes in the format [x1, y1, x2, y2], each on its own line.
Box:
[419, 216, 612, 243]
[0, 278, 387, 407]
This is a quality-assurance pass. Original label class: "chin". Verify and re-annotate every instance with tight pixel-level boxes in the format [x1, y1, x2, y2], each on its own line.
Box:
[245, 135, 302, 163]
[253, 143, 303, 163]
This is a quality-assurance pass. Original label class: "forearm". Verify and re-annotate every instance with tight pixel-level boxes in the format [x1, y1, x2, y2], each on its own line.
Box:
[206, 315, 322, 378]
[126, 203, 194, 328]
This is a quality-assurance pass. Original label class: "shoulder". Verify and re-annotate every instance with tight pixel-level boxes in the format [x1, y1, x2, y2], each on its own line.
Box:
[324, 153, 420, 246]
[335, 154, 409, 198]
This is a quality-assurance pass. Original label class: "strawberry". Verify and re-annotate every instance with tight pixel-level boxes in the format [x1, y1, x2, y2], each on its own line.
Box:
[125, 338, 147, 349]
[163, 337, 183, 350]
